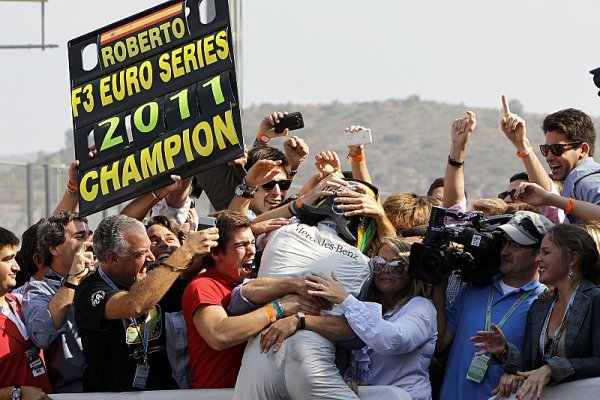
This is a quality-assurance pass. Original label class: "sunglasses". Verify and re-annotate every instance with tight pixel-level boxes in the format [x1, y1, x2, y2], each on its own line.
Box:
[498, 189, 516, 201]
[261, 179, 292, 191]
[369, 256, 408, 277]
[539, 141, 582, 157]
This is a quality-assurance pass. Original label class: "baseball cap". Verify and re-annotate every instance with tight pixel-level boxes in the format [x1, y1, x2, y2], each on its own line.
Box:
[498, 211, 554, 246]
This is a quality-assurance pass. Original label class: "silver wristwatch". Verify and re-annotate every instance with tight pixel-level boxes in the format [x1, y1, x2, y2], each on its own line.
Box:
[11, 385, 21, 400]
[235, 178, 258, 199]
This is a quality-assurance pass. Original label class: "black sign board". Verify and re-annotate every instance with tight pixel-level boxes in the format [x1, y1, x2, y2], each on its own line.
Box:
[68, 0, 243, 216]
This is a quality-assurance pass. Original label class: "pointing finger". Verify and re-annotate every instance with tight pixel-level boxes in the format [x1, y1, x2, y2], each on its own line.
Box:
[502, 95, 510, 115]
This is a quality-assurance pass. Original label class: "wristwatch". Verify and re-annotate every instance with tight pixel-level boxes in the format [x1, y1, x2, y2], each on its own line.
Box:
[60, 275, 79, 290]
[235, 178, 258, 199]
[11, 385, 21, 400]
[296, 312, 305, 330]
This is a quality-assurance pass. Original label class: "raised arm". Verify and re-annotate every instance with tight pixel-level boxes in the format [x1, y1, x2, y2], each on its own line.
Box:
[345, 125, 372, 183]
[120, 175, 183, 221]
[443, 111, 476, 208]
[500, 95, 552, 191]
[104, 228, 218, 319]
[515, 182, 600, 222]
[53, 161, 80, 214]
[228, 159, 283, 215]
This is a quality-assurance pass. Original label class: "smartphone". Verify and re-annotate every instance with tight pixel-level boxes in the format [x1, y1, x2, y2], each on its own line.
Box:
[274, 112, 304, 133]
[344, 128, 372, 146]
[197, 216, 217, 231]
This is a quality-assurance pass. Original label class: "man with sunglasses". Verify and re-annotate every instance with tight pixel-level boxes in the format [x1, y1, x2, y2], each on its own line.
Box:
[500, 96, 600, 223]
[432, 211, 553, 400]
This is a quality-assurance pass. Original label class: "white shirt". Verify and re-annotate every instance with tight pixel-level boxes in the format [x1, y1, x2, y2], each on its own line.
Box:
[340, 295, 437, 400]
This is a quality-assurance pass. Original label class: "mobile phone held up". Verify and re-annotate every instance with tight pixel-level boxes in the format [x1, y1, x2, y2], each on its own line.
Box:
[344, 128, 372, 146]
[274, 112, 304, 133]
[197, 216, 217, 231]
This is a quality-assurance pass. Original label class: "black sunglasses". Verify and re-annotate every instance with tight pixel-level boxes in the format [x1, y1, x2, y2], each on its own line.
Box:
[498, 189, 516, 201]
[539, 141, 582, 157]
[261, 179, 292, 191]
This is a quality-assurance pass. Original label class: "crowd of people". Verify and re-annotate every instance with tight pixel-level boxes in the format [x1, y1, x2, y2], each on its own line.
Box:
[1, 100, 600, 400]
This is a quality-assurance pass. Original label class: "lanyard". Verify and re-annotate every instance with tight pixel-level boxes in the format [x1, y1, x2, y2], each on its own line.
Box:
[539, 286, 578, 360]
[485, 287, 533, 331]
[99, 268, 150, 365]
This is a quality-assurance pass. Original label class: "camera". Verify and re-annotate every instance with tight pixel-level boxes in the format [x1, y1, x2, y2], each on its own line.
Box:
[274, 112, 304, 133]
[409, 206, 511, 286]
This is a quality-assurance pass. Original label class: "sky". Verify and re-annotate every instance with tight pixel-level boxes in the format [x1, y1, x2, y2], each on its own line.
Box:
[1, 0, 600, 158]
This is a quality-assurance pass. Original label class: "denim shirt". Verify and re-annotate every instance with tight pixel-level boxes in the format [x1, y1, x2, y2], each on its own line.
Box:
[21, 270, 86, 393]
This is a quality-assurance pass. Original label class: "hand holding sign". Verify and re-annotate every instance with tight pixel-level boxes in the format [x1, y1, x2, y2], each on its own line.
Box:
[500, 95, 528, 148]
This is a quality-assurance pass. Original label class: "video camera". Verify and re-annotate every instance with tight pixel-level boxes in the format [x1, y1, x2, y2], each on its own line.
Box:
[409, 206, 512, 286]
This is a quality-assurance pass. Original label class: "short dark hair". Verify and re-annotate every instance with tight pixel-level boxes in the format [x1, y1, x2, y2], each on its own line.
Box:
[0, 227, 19, 252]
[146, 216, 184, 245]
[509, 172, 529, 183]
[547, 224, 600, 284]
[37, 211, 88, 266]
[427, 177, 444, 196]
[542, 108, 596, 156]
[246, 146, 290, 173]
[203, 210, 251, 268]
[15, 219, 45, 288]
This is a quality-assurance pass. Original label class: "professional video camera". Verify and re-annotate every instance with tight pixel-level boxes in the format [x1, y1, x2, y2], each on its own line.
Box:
[409, 206, 512, 286]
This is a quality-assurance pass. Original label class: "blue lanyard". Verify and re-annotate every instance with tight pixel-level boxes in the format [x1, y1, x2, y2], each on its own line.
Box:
[98, 268, 150, 365]
[539, 286, 578, 360]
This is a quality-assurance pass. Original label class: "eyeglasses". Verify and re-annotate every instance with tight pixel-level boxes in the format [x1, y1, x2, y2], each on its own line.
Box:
[369, 256, 408, 277]
[503, 237, 539, 249]
[539, 141, 582, 157]
[261, 179, 292, 191]
[497, 189, 516, 201]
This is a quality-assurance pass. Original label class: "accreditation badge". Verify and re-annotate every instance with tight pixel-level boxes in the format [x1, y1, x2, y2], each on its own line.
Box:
[132, 362, 150, 390]
[25, 347, 46, 377]
[466, 354, 490, 383]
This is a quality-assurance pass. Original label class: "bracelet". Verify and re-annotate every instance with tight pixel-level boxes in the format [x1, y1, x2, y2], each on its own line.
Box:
[564, 197, 575, 214]
[264, 304, 277, 323]
[60, 275, 79, 290]
[447, 155, 465, 167]
[291, 197, 303, 215]
[288, 201, 296, 216]
[272, 299, 285, 319]
[516, 146, 533, 158]
[347, 153, 365, 162]
[151, 190, 162, 201]
[158, 261, 189, 271]
[66, 186, 77, 195]
[67, 180, 78, 192]
[289, 168, 299, 176]
[257, 132, 271, 143]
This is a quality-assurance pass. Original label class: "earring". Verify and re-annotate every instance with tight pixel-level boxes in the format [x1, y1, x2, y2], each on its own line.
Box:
[568, 265, 574, 280]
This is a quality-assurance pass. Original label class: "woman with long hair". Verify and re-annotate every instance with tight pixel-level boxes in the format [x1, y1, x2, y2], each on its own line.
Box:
[473, 224, 600, 399]
[306, 236, 436, 400]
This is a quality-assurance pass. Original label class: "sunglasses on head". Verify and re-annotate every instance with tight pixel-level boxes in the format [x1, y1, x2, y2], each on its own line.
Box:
[539, 141, 582, 157]
[261, 179, 292, 191]
[369, 256, 408, 277]
[498, 189, 516, 201]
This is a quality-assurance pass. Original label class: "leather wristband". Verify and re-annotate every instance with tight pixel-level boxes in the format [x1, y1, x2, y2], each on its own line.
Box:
[447, 155, 465, 167]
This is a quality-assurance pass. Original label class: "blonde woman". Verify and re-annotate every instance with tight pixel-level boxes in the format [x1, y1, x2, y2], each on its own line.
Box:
[306, 236, 437, 400]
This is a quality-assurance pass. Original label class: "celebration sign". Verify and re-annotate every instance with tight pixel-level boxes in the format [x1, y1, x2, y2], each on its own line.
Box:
[68, 0, 243, 216]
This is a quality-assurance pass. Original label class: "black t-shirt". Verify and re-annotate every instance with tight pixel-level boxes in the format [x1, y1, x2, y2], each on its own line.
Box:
[74, 269, 177, 392]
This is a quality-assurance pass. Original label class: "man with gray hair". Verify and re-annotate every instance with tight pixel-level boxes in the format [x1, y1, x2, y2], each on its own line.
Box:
[74, 214, 218, 392]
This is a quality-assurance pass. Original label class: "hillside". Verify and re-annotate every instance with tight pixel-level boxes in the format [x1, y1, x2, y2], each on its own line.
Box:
[3, 96, 599, 232]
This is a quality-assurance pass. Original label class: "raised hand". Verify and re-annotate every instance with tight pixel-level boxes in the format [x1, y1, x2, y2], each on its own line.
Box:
[284, 135, 309, 170]
[500, 95, 528, 148]
[314, 151, 341, 176]
[244, 159, 284, 187]
[259, 111, 289, 139]
[470, 323, 507, 357]
[184, 227, 219, 257]
[451, 111, 477, 149]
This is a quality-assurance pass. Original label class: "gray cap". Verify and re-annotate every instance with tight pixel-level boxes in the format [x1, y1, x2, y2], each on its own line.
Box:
[498, 211, 554, 245]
